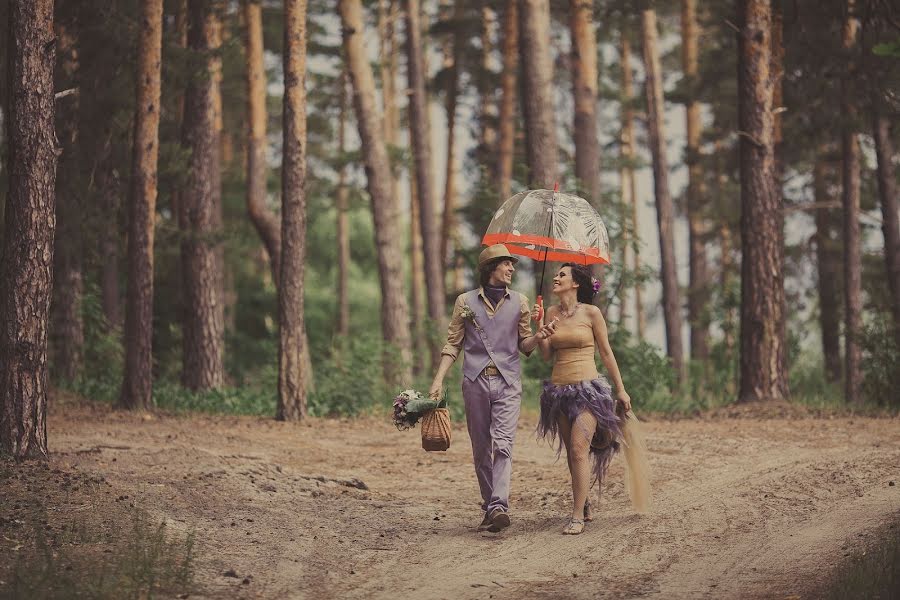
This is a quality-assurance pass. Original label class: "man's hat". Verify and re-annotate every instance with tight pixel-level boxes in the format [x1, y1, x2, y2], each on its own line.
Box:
[478, 244, 519, 268]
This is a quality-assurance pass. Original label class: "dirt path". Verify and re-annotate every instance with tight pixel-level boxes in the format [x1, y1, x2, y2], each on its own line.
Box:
[5, 399, 900, 599]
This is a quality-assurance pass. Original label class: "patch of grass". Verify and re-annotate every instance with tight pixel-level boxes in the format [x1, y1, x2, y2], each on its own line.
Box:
[4, 509, 197, 600]
[824, 518, 900, 600]
[152, 380, 276, 416]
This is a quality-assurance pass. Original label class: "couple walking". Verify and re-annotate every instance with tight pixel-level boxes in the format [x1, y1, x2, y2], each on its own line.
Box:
[429, 244, 650, 535]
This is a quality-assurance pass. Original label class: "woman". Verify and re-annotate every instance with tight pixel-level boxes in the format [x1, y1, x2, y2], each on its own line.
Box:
[533, 263, 650, 534]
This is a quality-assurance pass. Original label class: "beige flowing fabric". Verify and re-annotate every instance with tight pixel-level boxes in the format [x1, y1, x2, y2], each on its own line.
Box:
[621, 412, 651, 513]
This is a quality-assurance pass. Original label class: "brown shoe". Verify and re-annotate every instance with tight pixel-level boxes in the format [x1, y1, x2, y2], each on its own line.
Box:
[476, 512, 492, 532]
[487, 508, 510, 532]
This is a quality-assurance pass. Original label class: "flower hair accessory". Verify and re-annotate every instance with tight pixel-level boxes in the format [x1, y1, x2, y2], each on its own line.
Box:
[591, 277, 602, 293]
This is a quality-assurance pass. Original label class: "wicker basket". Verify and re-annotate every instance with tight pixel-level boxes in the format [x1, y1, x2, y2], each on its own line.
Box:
[421, 407, 451, 452]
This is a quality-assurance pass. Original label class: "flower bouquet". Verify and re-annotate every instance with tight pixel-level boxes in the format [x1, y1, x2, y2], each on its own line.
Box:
[392, 389, 447, 431]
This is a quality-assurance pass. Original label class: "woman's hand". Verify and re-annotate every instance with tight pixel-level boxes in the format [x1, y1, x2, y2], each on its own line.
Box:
[537, 317, 559, 340]
[617, 389, 632, 413]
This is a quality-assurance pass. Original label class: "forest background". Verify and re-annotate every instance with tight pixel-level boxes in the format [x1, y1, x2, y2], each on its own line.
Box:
[1, 0, 898, 435]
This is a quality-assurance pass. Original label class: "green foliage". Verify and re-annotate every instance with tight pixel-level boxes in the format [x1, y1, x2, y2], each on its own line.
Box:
[872, 39, 900, 58]
[307, 334, 392, 417]
[860, 317, 900, 408]
[8, 509, 196, 600]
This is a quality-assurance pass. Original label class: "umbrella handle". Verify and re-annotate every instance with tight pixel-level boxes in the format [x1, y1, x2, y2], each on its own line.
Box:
[534, 295, 544, 323]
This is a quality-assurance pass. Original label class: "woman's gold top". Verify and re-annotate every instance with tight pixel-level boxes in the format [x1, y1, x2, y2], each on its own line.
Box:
[549, 313, 598, 385]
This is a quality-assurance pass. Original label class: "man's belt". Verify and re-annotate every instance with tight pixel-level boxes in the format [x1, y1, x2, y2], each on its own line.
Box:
[482, 365, 500, 377]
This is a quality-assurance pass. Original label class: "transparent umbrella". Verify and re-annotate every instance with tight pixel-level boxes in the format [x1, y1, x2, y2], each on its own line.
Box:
[481, 187, 610, 319]
[482, 188, 610, 265]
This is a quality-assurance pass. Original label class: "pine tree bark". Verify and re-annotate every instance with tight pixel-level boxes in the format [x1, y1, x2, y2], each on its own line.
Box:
[478, 7, 499, 170]
[840, 2, 862, 404]
[336, 69, 351, 339]
[440, 2, 463, 275]
[681, 0, 709, 361]
[813, 155, 843, 382]
[872, 114, 900, 349]
[737, 0, 788, 402]
[620, 34, 645, 340]
[1, 0, 57, 459]
[278, 0, 310, 421]
[99, 165, 122, 330]
[519, 0, 558, 189]
[51, 19, 83, 383]
[378, 0, 400, 159]
[340, 0, 412, 384]
[570, 0, 601, 205]
[409, 160, 427, 376]
[243, 0, 282, 286]
[404, 0, 445, 370]
[120, 0, 163, 411]
[641, 6, 685, 378]
[497, 0, 518, 202]
[180, 0, 225, 391]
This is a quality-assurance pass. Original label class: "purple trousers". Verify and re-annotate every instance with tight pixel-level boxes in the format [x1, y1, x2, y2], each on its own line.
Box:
[462, 372, 522, 513]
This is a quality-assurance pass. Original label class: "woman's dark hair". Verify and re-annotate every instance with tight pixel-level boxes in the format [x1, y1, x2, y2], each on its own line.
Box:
[479, 258, 506, 287]
[562, 262, 597, 305]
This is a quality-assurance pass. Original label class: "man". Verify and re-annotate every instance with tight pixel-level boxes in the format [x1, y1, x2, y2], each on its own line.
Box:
[430, 244, 542, 533]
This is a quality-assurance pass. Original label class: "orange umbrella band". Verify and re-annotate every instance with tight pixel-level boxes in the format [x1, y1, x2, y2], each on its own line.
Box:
[482, 233, 610, 265]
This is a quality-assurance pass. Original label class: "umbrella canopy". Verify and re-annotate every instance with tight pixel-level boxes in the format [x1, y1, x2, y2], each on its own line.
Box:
[481, 189, 610, 265]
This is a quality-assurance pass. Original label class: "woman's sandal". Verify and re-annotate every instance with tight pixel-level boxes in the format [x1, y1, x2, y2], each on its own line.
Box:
[583, 501, 594, 522]
[563, 518, 585, 535]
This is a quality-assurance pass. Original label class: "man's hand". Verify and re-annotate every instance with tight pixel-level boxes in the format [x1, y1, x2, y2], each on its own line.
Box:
[531, 303, 544, 325]
[429, 379, 443, 399]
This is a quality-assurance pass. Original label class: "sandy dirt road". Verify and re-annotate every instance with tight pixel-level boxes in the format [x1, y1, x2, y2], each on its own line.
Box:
[3, 398, 899, 599]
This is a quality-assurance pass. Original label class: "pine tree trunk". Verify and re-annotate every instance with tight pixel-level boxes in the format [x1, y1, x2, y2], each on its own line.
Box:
[336, 70, 351, 339]
[209, 12, 229, 335]
[51, 19, 83, 383]
[620, 34, 645, 340]
[872, 114, 900, 349]
[682, 0, 709, 361]
[404, 0, 445, 370]
[409, 162, 427, 376]
[497, 0, 518, 202]
[570, 0, 600, 205]
[180, 0, 225, 391]
[278, 0, 310, 421]
[98, 162, 122, 330]
[340, 0, 412, 385]
[478, 7, 498, 170]
[243, 0, 282, 286]
[737, 0, 788, 402]
[1, 0, 57, 459]
[840, 3, 862, 404]
[378, 0, 400, 157]
[440, 2, 463, 275]
[641, 7, 685, 379]
[519, 0, 558, 189]
[120, 0, 163, 411]
[813, 156, 843, 382]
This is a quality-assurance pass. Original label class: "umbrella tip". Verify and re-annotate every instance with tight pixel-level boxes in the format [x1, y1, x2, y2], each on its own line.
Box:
[553, 182, 559, 192]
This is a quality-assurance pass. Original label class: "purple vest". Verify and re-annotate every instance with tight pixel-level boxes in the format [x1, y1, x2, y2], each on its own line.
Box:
[461, 289, 523, 384]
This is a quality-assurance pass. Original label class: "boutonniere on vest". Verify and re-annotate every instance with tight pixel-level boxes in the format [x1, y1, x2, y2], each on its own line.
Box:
[459, 303, 482, 331]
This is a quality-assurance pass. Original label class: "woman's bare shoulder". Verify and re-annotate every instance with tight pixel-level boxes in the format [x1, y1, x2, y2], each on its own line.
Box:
[582, 303, 603, 317]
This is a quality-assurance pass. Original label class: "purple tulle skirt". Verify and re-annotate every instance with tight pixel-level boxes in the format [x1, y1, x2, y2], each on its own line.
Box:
[538, 376, 624, 489]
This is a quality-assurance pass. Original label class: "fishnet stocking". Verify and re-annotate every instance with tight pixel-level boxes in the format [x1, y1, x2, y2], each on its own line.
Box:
[557, 410, 598, 520]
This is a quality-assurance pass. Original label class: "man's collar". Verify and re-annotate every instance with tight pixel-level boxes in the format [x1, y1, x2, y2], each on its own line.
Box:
[478, 285, 511, 299]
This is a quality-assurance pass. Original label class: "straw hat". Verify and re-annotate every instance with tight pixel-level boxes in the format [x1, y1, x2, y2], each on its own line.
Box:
[478, 244, 519, 268]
